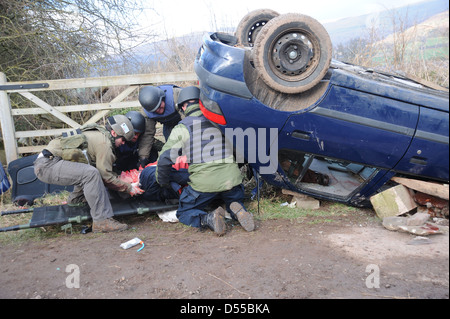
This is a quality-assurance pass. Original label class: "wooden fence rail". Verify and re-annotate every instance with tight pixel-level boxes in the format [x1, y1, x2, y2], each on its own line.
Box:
[0, 71, 197, 165]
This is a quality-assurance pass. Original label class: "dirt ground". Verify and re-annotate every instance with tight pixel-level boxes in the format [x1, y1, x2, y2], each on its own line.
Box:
[0, 207, 448, 302]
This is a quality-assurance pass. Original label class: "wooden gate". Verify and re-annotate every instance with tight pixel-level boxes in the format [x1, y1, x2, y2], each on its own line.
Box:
[0, 71, 197, 165]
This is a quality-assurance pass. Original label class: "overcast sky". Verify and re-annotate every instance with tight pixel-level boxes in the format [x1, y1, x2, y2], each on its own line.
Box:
[142, 0, 432, 39]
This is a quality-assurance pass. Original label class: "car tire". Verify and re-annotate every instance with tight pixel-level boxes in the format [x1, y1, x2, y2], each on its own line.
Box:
[235, 9, 279, 47]
[253, 13, 332, 94]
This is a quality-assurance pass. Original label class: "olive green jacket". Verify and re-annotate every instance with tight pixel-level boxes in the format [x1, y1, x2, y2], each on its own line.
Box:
[46, 129, 132, 193]
[156, 104, 242, 193]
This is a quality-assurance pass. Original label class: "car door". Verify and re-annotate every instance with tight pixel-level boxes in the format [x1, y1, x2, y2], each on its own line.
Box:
[277, 84, 419, 200]
[393, 105, 449, 181]
[280, 85, 419, 168]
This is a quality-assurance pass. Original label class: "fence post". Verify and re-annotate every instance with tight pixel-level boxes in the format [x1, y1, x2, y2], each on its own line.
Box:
[0, 72, 19, 165]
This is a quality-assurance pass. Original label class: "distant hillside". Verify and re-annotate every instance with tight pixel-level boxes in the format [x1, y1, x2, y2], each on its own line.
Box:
[381, 10, 449, 44]
[371, 10, 449, 63]
[130, 0, 448, 64]
[323, 0, 449, 45]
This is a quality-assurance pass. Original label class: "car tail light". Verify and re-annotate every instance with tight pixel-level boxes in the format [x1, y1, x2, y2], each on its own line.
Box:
[199, 96, 227, 125]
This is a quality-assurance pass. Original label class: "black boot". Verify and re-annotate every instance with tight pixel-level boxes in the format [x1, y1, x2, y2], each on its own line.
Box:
[200, 207, 226, 236]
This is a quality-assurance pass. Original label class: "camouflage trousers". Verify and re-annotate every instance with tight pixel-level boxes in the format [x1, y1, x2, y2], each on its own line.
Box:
[34, 155, 113, 221]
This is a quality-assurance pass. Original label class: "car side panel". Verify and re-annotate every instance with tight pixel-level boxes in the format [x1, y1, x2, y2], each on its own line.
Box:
[279, 84, 419, 170]
[393, 106, 449, 181]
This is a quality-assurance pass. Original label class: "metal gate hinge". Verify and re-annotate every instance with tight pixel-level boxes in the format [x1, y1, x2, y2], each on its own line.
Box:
[0, 83, 49, 91]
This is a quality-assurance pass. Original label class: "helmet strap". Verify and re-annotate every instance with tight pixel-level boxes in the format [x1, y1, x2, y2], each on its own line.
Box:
[182, 101, 199, 115]
[110, 129, 125, 142]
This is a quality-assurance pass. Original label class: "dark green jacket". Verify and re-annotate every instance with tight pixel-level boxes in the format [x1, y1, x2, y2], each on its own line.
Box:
[156, 104, 242, 193]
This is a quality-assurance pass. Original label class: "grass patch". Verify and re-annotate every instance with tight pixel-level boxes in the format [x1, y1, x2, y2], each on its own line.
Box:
[0, 226, 68, 246]
[0, 191, 75, 245]
[247, 198, 357, 222]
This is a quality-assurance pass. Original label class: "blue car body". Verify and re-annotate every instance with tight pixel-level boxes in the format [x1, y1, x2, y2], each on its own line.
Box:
[195, 32, 449, 206]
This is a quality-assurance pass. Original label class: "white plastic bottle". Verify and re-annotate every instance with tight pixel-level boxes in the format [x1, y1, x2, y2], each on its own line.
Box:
[120, 237, 142, 249]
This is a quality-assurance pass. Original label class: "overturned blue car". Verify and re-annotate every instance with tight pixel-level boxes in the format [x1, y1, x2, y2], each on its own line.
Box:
[195, 11, 449, 207]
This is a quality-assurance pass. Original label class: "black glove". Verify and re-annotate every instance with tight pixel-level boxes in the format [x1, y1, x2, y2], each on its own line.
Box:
[137, 157, 150, 169]
[158, 181, 171, 189]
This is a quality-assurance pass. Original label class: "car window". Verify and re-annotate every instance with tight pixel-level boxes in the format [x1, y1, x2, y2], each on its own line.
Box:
[279, 149, 378, 199]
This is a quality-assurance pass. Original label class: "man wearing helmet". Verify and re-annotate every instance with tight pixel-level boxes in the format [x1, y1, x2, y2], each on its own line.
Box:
[113, 110, 155, 172]
[156, 86, 255, 236]
[33, 115, 144, 233]
[137, 85, 183, 167]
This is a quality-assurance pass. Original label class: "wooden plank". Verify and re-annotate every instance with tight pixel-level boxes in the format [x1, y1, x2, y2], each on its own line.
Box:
[19, 92, 80, 128]
[15, 128, 70, 138]
[281, 189, 320, 209]
[391, 176, 449, 200]
[0, 73, 19, 163]
[85, 86, 138, 124]
[4, 72, 197, 92]
[11, 100, 141, 115]
[18, 145, 45, 154]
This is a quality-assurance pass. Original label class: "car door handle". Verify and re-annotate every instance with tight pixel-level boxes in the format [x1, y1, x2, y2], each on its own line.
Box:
[410, 156, 427, 166]
[292, 131, 311, 141]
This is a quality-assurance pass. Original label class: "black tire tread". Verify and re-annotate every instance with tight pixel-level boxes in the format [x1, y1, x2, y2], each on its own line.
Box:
[235, 9, 279, 46]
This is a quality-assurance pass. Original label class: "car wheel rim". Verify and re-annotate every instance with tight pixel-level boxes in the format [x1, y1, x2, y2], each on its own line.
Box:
[247, 21, 268, 46]
[269, 31, 320, 81]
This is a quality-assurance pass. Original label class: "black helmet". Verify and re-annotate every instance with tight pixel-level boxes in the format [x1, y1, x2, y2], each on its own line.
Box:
[139, 86, 165, 112]
[107, 114, 135, 142]
[177, 86, 200, 108]
[125, 111, 145, 134]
